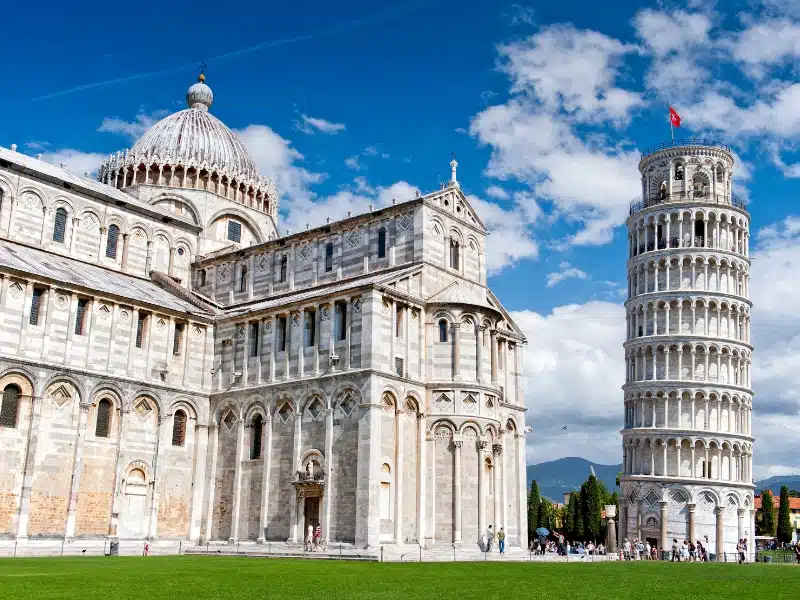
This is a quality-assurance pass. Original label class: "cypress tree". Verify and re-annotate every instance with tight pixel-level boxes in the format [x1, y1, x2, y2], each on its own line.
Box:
[527, 480, 540, 540]
[777, 486, 793, 544]
[585, 474, 603, 542]
[575, 486, 585, 540]
[757, 489, 776, 536]
[564, 492, 577, 539]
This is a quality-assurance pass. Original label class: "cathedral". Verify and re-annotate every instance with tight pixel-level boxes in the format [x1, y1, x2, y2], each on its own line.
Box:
[0, 75, 528, 550]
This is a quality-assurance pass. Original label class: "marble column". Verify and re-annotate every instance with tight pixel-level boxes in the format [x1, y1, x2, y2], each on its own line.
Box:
[477, 440, 487, 543]
[188, 423, 209, 541]
[228, 416, 245, 543]
[416, 413, 427, 546]
[453, 437, 463, 545]
[257, 415, 274, 544]
[288, 408, 302, 542]
[64, 402, 91, 539]
[492, 444, 501, 537]
[147, 414, 170, 540]
[660, 501, 668, 559]
[322, 408, 334, 543]
[394, 407, 404, 543]
[688, 503, 696, 542]
[452, 323, 461, 380]
[15, 389, 42, 538]
[490, 329, 498, 383]
[715, 506, 724, 558]
[200, 425, 219, 543]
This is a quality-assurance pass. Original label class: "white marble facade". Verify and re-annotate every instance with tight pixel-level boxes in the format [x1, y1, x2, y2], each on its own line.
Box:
[619, 142, 756, 557]
[0, 76, 528, 549]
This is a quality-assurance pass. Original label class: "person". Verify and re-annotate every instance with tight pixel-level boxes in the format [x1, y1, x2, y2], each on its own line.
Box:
[623, 538, 631, 561]
[314, 522, 322, 551]
[689, 540, 696, 561]
[486, 525, 494, 552]
[671, 538, 679, 562]
[305, 523, 313, 552]
[681, 540, 690, 561]
[143, 542, 150, 557]
[645, 541, 651, 560]
[794, 542, 800, 565]
[498, 527, 506, 554]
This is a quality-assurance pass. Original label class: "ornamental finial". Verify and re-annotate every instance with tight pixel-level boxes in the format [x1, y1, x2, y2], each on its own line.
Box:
[449, 152, 458, 186]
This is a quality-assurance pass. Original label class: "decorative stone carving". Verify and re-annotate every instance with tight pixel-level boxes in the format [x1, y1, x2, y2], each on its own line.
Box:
[347, 230, 360, 248]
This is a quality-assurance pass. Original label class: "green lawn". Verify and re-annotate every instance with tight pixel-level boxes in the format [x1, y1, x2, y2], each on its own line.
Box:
[0, 556, 797, 600]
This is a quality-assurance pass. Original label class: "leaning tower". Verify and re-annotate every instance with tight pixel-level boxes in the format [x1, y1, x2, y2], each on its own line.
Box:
[619, 140, 756, 560]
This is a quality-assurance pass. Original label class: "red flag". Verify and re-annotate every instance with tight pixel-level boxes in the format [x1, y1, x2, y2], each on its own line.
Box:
[669, 106, 681, 128]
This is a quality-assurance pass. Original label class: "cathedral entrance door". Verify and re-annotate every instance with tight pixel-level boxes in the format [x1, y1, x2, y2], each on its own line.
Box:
[304, 497, 320, 532]
[120, 468, 149, 538]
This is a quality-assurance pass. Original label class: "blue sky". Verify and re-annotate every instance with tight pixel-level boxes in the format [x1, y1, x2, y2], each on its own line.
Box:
[2, 0, 799, 477]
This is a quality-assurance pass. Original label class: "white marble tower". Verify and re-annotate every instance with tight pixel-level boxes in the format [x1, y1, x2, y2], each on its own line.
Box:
[619, 140, 756, 558]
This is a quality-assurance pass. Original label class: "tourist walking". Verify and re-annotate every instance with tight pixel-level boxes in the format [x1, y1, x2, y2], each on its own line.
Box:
[794, 543, 800, 565]
[487, 525, 494, 552]
[313, 523, 322, 551]
[623, 538, 631, 560]
[681, 540, 690, 561]
[671, 539, 680, 562]
[305, 523, 314, 552]
[498, 527, 506, 554]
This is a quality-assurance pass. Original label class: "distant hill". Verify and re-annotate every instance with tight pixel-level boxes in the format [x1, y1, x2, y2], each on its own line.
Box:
[526, 457, 622, 502]
[754, 475, 800, 496]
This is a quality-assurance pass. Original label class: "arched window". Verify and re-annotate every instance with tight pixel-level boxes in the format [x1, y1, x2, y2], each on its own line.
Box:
[95, 398, 112, 438]
[438, 319, 448, 343]
[251, 414, 263, 459]
[377, 227, 387, 258]
[53, 207, 68, 243]
[172, 409, 187, 447]
[279, 255, 287, 283]
[325, 242, 333, 272]
[239, 264, 248, 293]
[450, 239, 460, 269]
[198, 269, 206, 287]
[0, 384, 21, 428]
[105, 224, 120, 259]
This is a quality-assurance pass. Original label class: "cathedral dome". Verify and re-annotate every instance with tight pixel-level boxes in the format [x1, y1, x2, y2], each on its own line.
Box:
[98, 74, 277, 217]
[128, 76, 258, 180]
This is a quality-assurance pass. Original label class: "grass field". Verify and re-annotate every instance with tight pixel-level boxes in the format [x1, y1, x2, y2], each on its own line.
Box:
[0, 556, 797, 600]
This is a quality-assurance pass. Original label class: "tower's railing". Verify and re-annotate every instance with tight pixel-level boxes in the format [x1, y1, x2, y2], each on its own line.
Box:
[640, 139, 731, 160]
[629, 192, 747, 216]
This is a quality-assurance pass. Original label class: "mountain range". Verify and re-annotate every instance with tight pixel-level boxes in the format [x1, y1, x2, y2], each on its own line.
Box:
[526, 457, 799, 501]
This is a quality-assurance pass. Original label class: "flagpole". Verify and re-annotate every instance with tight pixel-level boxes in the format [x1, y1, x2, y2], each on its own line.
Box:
[669, 101, 674, 146]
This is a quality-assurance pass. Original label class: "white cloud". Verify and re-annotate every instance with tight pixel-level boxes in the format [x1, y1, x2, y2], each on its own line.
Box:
[344, 155, 362, 171]
[469, 24, 644, 248]
[235, 124, 326, 226]
[513, 302, 626, 465]
[98, 110, 168, 141]
[467, 192, 539, 274]
[497, 24, 643, 124]
[729, 18, 800, 73]
[294, 114, 346, 135]
[633, 9, 714, 97]
[40, 149, 106, 176]
[485, 185, 509, 200]
[546, 261, 589, 287]
[470, 102, 641, 246]
[282, 180, 419, 234]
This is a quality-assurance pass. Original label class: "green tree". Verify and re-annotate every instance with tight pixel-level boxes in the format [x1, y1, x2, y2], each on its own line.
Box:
[564, 492, 577, 538]
[777, 486, 793, 544]
[527, 480, 540, 540]
[584, 474, 603, 542]
[757, 490, 776, 536]
[539, 498, 556, 533]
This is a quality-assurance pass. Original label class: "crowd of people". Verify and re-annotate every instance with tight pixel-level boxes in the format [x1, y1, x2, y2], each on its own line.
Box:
[621, 538, 660, 560]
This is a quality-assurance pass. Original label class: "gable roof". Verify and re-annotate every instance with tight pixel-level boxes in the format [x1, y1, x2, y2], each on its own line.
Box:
[426, 281, 495, 311]
[0, 239, 211, 318]
[0, 146, 200, 232]
[423, 184, 488, 234]
[223, 264, 422, 319]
